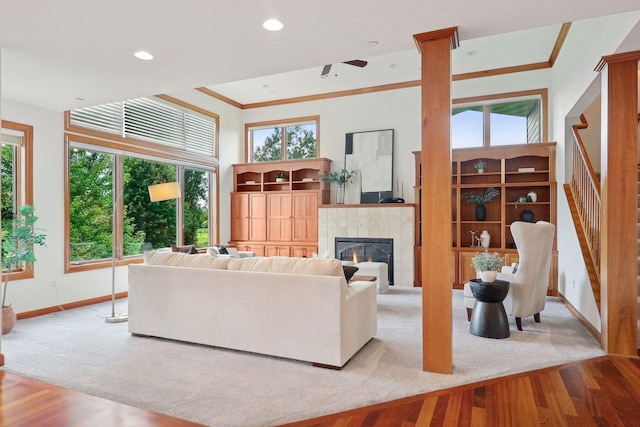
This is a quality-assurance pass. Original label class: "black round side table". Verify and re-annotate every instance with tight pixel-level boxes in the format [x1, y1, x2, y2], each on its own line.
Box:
[469, 278, 510, 339]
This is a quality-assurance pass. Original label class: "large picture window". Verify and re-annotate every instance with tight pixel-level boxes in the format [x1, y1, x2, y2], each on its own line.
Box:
[452, 90, 546, 149]
[246, 116, 318, 162]
[1, 121, 34, 281]
[65, 96, 218, 271]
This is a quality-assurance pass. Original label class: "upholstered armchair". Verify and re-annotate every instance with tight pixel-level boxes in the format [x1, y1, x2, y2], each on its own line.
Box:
[464, 221, 555, 331]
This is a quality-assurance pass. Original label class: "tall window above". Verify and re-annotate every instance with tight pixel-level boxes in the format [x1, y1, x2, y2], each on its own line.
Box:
[247, 116, 318, 162]
[1, 121, 34, 280]
[69, 96, 217, 158]
[452, 91, 545, 149]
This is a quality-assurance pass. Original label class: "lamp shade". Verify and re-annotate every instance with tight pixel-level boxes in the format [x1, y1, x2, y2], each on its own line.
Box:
[148, 182, 181, 202]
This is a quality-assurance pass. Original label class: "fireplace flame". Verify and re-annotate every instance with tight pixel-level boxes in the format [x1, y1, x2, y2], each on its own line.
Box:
[368, 257, 372, 262]
[353, 253, 358, 264]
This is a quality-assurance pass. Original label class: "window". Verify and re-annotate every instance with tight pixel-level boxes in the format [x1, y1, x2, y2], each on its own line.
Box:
[246, 116, 318, 162]
[1, 121, 34, 281]
[65, 96, 218, 271]
[69, 97, 217, 157]
[452, 90, 546, 148]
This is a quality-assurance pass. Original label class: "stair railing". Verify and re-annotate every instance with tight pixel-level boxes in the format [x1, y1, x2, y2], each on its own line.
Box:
[570, 114, 601, 278]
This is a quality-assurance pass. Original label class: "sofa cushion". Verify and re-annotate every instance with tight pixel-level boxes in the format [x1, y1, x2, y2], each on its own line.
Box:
[226, 256, 345, 278]
[226, 257, 274, 272]
[143, 250, 231, 269]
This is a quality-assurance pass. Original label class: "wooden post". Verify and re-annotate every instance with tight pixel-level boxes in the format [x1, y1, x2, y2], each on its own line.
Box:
[595, 51, 640, 356]
[413, 28, 458, 373]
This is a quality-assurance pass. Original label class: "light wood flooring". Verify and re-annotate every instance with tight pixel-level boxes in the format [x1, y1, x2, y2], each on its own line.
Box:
[2, 355, 640, 426]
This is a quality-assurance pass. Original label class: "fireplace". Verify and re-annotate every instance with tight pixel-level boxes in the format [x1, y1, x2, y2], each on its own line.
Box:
[335, 237, 394, 285]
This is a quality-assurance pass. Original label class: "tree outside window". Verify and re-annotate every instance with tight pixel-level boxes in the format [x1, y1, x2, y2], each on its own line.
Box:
[249, 118, 318, 162]
[68, 147, 214, 265]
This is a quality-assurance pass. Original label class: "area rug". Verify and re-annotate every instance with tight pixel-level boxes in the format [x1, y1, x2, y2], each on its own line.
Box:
[2, 289, 604, 426]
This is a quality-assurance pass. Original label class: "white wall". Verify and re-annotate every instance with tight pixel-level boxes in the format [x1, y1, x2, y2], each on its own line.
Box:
[549, 12, 640, 331]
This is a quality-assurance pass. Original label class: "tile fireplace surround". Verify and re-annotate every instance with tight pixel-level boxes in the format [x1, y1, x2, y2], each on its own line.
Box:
[318, 205, 415, 286]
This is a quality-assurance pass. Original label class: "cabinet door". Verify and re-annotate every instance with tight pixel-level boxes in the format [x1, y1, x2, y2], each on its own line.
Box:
[230, 193, 250, 241]
[248, 193, 267, 241]
[291, 192, 318, 242]
[291, 245, 317, 258]
[459, 252, 479, 285]
[231, 193, 266, 242]
[265, 245, 290, 257]
[267, 193, 292, 241]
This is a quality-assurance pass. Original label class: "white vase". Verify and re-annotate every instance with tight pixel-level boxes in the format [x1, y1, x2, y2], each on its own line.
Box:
[480, 230, 490, 248]
[477, 168, 485, 174]
[479, 270, 498, 283]
[336, 183, 345, 204]
[527, 190, 538, 202]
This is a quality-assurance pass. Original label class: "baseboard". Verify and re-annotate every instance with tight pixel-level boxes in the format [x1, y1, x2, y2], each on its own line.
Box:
[16, 292, 128, 320]
[558, 292, 601, 345]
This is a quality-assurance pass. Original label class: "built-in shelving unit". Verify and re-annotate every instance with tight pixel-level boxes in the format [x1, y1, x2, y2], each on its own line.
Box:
[230, 158, 331, 257]
[414, 143, 557, 293]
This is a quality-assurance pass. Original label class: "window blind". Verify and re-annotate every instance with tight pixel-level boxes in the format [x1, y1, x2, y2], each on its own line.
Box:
[70, 97, 216, 158]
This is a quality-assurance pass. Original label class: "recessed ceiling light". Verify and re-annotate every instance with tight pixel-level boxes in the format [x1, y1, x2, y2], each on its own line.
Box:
[367, 41, 379, 47]
[390, 63, 399, 69]
[263, 19, 284, 31]
[134, 50, 154, 60]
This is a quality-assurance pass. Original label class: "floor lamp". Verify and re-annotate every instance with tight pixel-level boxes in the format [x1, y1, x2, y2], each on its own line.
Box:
[105, 181, 182, 323]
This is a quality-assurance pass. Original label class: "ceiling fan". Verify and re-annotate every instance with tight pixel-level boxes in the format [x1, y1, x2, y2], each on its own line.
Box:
[321, 60, 368, 77]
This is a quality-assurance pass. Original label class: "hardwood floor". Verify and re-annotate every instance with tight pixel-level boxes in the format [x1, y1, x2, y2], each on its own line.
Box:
[0, 371, 205, 427]
[281, 356, 640, 427]
[2, 356, 639, 426]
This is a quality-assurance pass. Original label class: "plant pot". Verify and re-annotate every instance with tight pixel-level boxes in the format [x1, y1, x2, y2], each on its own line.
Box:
[275, 177, 286, 183]
[475, 203, 486, 221]
[2, 306, 17, 334]
[479, 270, 498, 283]
[477, 168, 485, 174]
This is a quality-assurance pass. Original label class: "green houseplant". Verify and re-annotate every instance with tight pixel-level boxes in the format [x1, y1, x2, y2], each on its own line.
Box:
[461, 187, 499, 221]
[471, 250, 505, 283]
[474, 159, 488, 173]
[319, 169, 356, 204]
[1, 205, 46, 334]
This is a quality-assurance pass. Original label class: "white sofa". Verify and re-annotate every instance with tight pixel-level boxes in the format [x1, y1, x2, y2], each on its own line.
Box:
[128, 251, 378, 368]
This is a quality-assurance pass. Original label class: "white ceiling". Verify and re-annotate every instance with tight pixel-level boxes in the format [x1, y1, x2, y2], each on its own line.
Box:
[0, 1, 639, 112]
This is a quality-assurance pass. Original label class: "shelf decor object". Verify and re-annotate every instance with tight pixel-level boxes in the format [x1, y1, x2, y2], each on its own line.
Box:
[474, 159, 488, 174]
[461, 187, 500, 221]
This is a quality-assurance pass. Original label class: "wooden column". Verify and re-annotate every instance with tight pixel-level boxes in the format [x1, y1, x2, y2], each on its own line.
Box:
[595, 51, 640, 356]
[413, 28, 458, 373]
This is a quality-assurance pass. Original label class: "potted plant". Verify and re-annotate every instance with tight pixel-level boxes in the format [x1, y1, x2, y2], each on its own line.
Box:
[1, 205, 47, 334]
[275, 172, 288, 183]
[461, 187, 500, 221]
[474, 160, 488, 173]
[319, 169, 356, 204]
[471, 250, 505, 283]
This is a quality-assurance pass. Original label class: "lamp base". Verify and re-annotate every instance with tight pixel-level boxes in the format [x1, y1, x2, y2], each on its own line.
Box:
[105, 313, 128, 323]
